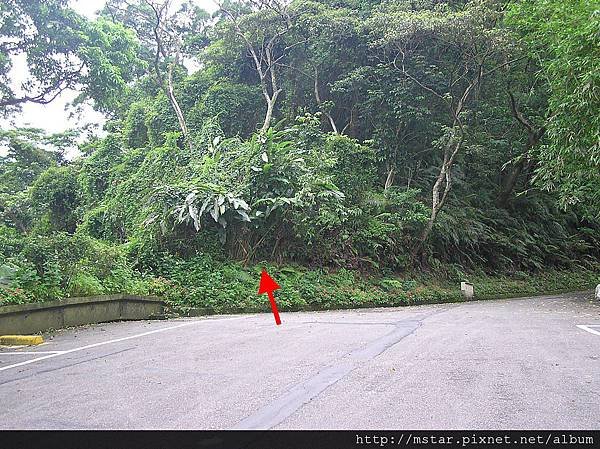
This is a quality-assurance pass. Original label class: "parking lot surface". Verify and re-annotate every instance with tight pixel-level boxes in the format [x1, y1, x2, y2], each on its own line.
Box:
[1, 292, 598, 429]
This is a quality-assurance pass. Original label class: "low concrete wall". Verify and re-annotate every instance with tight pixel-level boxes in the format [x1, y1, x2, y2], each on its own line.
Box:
[0, 295, 164, 335]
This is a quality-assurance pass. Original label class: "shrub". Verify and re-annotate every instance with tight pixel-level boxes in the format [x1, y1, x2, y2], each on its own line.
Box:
[0, 287, 34, 305]
[30, 165, 82, 233]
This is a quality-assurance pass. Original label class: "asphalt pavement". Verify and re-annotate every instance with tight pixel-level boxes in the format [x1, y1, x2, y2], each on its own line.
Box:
[0, 292, 598, 429]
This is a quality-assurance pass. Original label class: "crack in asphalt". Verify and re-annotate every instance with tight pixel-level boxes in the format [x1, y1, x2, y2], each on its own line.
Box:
[232, 310, 444, 430]
[0, 348, 135, 387]
[299, 321, 398, 326]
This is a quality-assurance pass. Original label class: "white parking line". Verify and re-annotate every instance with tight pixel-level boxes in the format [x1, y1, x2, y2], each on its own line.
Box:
[0, 316, 252, 373]
[576, 325, 600, 336]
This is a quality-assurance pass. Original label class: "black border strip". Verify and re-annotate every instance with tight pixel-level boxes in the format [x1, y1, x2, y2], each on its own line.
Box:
[0, 430, 597, 449]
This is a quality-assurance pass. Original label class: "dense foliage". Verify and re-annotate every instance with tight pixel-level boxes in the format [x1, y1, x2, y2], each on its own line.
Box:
[507, 0, 600, 214]
[1, 0, 598, 308]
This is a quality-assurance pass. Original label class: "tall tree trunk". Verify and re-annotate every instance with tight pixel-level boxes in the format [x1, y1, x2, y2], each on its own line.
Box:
[166, 63, 191, 150]
[412, 126, 464, 257]
[259, 47, 282, 132]
[406, 70, 478, 258]
[260, 85, 280, 133]
[497, 159, 526, 207]
[497, 90, 546, 206]
[384, 165, 395, 191]
[313, 66, 339, 134]
[147, 0, 191, 151]
[261, 96, 275, 133]
[414, 165, 448, 254]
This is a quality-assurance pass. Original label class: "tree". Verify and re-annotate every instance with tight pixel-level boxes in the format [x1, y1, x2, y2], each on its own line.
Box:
[0, 0, 141, 115]
[30, 166, 82, 233]
[285, 0, 364, 134]
[0, 128, 69, 232]
[215, 0, 298, 132]
[496, 87, 546, 207]
[103, 0, 210, 149]
[368, 0, 519, 254]
[507, 0, 600, 216]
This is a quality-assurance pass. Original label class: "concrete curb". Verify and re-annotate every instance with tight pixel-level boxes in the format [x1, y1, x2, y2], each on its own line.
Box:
[0, 335, 44, 346]
[0, 295, 164, 335]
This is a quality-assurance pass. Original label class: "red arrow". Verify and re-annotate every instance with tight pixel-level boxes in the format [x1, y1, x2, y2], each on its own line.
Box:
[257, 269, 282, 325]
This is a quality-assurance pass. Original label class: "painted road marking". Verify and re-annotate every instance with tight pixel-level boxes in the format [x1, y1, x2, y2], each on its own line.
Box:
[576, 325, 600, 336]
[0, 316, 253, 373]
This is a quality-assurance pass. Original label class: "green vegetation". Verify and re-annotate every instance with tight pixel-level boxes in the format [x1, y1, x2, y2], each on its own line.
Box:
[507, 0, 600, 214]
[147, 261, 600, 314]
[1, 0, 599, 312]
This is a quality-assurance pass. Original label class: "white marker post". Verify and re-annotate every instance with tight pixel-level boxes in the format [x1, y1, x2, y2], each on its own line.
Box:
[461, 282, 474, 300]
[595, 284, 600, 301]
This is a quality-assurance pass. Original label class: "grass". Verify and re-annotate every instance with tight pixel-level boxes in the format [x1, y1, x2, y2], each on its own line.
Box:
[3, 249, 597, 314]
[151, 257, 599, 315]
